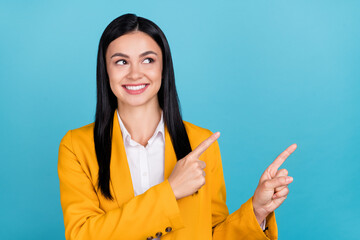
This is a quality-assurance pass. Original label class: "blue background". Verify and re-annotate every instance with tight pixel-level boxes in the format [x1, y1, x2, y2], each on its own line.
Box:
[1, 0, 359, 239]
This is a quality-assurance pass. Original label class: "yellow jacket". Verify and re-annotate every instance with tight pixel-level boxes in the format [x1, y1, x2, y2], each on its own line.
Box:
[58, 111, 278, 240]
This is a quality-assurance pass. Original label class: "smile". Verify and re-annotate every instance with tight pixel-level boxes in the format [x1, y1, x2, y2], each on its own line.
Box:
[125, 84, 147, 90]
[122, 84, 149, 95]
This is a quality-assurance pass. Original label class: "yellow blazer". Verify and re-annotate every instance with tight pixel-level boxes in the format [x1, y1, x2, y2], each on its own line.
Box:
[58, 111, 278, 240]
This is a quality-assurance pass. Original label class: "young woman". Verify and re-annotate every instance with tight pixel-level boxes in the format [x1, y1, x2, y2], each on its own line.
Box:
[58, 14, 296, 240]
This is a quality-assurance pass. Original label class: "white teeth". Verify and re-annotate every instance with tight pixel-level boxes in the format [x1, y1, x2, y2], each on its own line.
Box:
[125, 84, 146, 90]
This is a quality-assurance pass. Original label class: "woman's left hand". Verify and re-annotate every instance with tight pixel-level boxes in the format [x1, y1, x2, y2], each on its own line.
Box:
[252, 144, 297, 224]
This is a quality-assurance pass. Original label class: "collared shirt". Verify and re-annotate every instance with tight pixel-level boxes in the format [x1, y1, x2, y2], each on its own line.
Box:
[116, 109, 266, 233]
[117, 109, 165, 197]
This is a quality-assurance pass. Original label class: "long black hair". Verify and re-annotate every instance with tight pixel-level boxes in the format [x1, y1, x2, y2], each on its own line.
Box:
[94, 14, 192, 200]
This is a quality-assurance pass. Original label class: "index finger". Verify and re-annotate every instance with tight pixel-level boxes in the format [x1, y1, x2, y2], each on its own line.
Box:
[270, 143, 297, 171]
[189, 132, 220, 158]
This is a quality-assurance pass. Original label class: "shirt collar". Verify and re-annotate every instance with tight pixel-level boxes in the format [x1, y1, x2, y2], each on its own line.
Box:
[116, 109, 165, 147]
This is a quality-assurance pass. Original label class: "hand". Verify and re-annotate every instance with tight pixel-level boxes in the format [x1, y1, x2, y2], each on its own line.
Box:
[168, 132, 220, 200]
[252, 144, 297, 224]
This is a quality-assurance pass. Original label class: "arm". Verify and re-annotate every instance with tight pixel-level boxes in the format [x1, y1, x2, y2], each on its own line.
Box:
[209, 137, 278, 240]
[58, 131, 184, 240]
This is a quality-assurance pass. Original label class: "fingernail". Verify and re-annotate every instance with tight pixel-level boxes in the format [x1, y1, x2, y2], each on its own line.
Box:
[287, 177, 293, 182]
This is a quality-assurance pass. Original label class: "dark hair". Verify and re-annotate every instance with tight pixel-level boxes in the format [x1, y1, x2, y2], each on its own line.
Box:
[94, 14, 192, 199]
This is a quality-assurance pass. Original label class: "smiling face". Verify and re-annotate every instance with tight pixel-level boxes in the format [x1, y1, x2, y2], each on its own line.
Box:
[105, 31, 163, 110]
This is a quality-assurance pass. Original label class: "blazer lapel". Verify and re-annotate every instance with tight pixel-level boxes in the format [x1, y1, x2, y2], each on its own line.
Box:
[164, 126, 178, 180]
[110, 111, 135, 207]
[109, 110, 178, 207]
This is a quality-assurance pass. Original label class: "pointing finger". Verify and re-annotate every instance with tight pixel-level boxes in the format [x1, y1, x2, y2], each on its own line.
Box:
[190, 132, 220, 158]
[270, 144, 297, 171]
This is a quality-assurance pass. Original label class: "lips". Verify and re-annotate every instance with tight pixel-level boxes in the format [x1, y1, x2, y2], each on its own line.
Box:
[124, 84, 147, 90]
[122, 83, 149, 95]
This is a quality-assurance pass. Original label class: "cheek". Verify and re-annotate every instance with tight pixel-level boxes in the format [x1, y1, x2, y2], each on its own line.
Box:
[107, 70, 117, 91]
[106, 66, 124, 97]
[107, 65, 126, 85]
[150, 64, 163, 86]
[108, 78, 119, 98]
[107, 65, 119, 80]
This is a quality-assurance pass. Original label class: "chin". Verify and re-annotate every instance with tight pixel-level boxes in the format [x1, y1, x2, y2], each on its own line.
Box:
[119, 95, 159, 109]
[127, 101, 150, 107]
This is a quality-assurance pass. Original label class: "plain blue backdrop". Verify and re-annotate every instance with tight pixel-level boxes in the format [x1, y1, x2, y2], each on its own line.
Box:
[1, 0, 359, 239]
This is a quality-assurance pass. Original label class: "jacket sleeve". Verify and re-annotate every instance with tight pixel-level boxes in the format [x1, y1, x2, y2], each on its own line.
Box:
[58, 131, 184, 240]
[209, 138, 278, 240]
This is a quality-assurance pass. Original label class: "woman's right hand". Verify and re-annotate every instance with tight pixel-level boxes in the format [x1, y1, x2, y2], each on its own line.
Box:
[168, 132, 220, 200]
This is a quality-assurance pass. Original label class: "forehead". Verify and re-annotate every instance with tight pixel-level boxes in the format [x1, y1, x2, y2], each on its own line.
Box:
[106, 31, 162, 57]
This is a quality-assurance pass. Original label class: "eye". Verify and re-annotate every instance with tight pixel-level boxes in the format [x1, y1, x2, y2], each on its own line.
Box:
[116, 59, 127, 65]
[143, 58, 154, 64]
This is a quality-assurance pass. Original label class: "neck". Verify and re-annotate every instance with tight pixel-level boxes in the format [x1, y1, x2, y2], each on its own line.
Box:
[117, 102, 162, 146]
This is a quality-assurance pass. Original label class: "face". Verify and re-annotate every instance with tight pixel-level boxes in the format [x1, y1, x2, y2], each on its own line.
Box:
[105, 31, 163, 109]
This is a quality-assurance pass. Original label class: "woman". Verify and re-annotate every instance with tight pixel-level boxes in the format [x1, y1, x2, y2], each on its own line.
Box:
[58, 13, 296, 240]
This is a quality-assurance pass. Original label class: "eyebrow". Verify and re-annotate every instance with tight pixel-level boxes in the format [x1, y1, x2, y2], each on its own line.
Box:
[110, 51, 158, 58]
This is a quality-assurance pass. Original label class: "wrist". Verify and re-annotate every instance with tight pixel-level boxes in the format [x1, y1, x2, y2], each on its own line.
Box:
[252, 199, 268, 225]
[168, 179, 179, 200]
[253, 208, 267, 225]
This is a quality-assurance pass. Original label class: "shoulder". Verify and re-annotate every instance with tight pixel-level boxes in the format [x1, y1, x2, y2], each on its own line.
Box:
[59, 122, 95, 151]
[183, 120, 213, 146]
[58, 122, 98, 187]
[183, 120, 212, 135]
[71, 122, 95, 139]
[58, 122, 96, 172]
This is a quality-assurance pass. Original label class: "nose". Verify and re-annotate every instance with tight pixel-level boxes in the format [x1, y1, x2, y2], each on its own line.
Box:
[127, 64, 143, 81]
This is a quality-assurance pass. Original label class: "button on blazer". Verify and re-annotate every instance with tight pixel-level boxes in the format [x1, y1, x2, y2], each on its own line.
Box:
[58, 111, 278, 239]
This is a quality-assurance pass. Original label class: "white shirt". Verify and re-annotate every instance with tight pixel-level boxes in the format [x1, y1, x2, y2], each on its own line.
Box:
[117, 110, 165, 196]
[116, 110, 266, 234]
